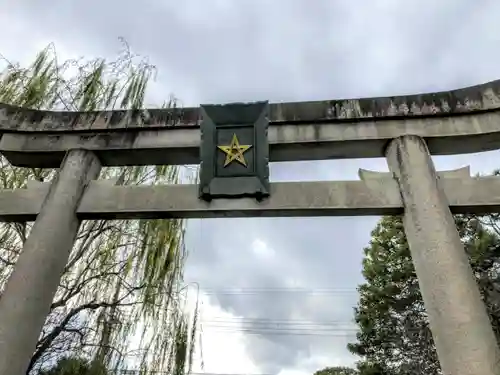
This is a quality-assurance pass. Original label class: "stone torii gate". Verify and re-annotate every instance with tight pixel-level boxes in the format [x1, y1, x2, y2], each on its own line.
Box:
[0, 80, 500, 375]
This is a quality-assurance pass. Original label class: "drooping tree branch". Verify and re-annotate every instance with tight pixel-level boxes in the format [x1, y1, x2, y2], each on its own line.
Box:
[0, 43, 196, 375]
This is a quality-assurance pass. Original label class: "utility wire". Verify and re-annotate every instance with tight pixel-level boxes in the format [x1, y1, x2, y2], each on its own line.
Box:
[116, 372, 274, 375]
[199, 318, 358, 336]
[201, 321, 356, 330]
[203, 329, 357, 337]
[201, 317, 355, 324]
[189, 287, 361, 336]
[202, 326, 357, 333]
[199, 288, 358, 295]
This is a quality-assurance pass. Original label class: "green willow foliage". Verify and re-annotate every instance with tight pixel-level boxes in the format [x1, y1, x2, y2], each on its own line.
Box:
[38, 357, 108, 375]
[0, 42, 198, 375]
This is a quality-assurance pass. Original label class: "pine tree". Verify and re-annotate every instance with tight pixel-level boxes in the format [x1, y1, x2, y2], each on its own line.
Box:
[348, 214, 500, 374]
[314, 366, 358, 375]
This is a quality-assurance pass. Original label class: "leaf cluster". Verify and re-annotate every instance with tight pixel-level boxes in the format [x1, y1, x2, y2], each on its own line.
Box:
[348, 214, 500, 374]
[314, 366, 358, 375]
[38, 357, 108, 375]
[0, 41, 198, 375]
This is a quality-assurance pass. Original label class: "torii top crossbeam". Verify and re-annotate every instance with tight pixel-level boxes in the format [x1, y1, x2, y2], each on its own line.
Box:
[1, 79, 500, 168]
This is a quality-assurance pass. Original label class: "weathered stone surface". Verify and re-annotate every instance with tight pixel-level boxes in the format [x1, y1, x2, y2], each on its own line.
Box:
[0, 150, 101, 375]
[358, 166, 471, 180]
[386, 135, 500, 375]
[0, 79, 500, 132]
[74, 174, 500, 219]
[3, 107, 500, 167]
[2, 79, 500, 168]
[0, 182, 49, 220]
[3, 171, 500, 220]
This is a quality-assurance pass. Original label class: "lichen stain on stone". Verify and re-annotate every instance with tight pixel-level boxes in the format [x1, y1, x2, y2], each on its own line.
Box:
[327, 99, 368, 119]
[2, 80, 500, 131]
[0, 101, 205, 131]
[481, 88, 500, 108]
[325, 80, 500, 120]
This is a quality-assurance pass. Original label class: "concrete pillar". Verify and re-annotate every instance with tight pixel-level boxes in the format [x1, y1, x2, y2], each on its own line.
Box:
[0, 149, 101, 375]
[386, 135, 500, 375]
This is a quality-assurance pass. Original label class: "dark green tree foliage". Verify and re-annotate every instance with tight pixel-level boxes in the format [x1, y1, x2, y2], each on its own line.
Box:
[38, 357, 108, 375]
[348, 215, 500, 375]
[314, 366, 358, 375]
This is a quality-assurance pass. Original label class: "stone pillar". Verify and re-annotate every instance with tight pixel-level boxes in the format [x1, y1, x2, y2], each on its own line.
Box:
[0, 149, 101, 375]
[386, 135, 500, 375]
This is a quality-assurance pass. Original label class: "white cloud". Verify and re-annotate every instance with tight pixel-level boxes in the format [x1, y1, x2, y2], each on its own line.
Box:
[186, 289, 260, 374]
[252, 239, 276, 261]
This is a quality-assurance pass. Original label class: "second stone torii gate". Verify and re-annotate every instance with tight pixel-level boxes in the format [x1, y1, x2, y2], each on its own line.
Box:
[1, 80, 500, 375]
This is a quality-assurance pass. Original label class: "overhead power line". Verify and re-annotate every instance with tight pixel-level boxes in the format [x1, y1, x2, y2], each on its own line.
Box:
[194, 312, 359, 336]
[116, 372, 274, 375]
[201, 317, 354, 324]
[202, 328, 357, 337]
[187, 287, 361, 336]
[199, 319, 358, 336]
[199, 288, 358, 295]
[201, 320, 356, 330]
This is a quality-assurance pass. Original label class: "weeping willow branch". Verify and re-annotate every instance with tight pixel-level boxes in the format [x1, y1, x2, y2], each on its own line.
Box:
[0, 41, 199, 375]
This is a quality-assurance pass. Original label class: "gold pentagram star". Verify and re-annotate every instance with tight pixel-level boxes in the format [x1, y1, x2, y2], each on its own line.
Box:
[217, 133, 252, 167]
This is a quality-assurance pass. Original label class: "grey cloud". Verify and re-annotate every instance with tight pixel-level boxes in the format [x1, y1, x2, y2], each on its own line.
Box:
[183, 161, 381, 371]
[9, 0, 500, 105]
[184, 150, 500, 372]
[184, 215, 376, 371]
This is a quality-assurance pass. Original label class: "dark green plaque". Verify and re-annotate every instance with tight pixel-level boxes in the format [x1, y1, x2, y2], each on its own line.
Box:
[199, 101, 270, 201]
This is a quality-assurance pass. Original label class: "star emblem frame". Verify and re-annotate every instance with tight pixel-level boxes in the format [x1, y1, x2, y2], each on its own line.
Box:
[198, 101, 270, 201]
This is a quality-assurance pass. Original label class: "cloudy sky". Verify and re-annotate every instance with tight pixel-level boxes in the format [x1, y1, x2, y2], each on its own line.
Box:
[3, 0, 500, 374]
